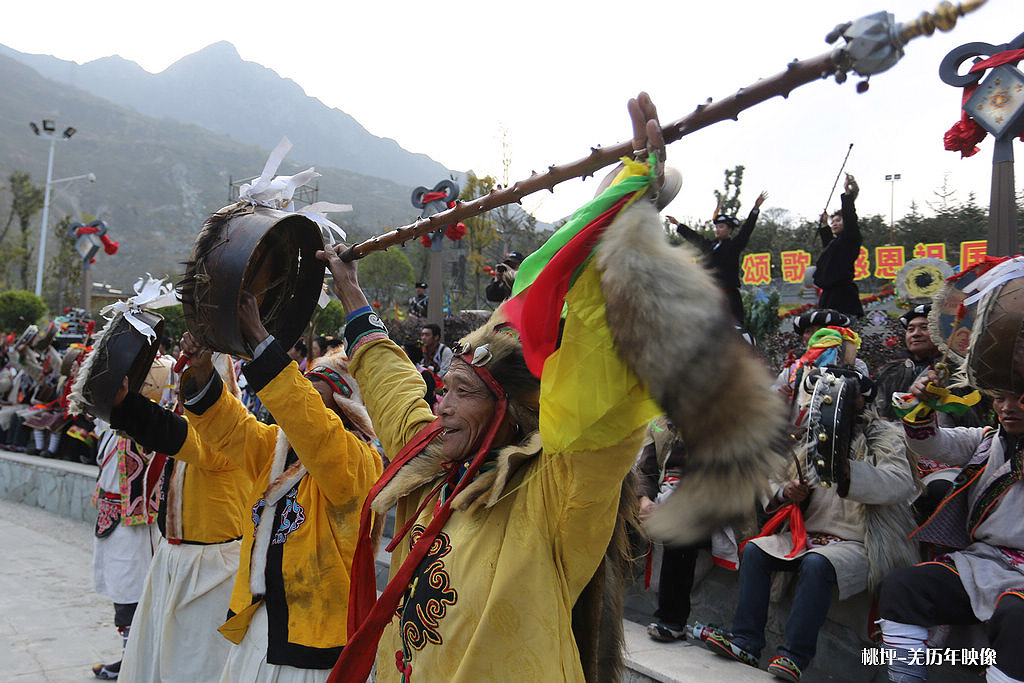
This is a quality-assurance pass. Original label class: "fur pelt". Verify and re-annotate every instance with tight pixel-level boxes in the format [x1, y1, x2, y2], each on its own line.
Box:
[595, 201, 788, 544]
[250, 427, 307, 596]
[856, 412, 923, 590]
[308, 346, 378, 444]
[572, 471, 638, 683]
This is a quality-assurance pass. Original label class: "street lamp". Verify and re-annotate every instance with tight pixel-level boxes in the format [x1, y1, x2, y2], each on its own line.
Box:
[29, 119, 94, 297]
[885, 173, 901, 244]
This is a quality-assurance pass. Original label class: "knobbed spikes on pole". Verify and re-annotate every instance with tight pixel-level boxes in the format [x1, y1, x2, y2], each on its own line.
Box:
[339, 0, 987, 263]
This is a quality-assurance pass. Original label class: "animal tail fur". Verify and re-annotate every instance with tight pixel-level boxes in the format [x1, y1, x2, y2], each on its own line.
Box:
[595, 201, 788, 544]
[572, 471, 637, 683]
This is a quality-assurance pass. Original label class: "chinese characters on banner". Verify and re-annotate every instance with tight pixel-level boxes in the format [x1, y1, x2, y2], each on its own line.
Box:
[738, 241, 987, 285]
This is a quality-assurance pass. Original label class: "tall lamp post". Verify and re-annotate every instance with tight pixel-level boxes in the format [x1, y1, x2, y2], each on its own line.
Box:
[29, 119, 94, 297]
[885, 173, 901, 244]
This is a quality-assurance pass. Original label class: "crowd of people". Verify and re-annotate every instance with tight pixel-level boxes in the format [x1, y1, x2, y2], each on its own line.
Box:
[1, 93, 1021, 683]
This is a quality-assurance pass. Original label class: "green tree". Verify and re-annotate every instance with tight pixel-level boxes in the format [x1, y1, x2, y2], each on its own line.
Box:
[0, 289, 47, 332]
[45, 216, 83, 313]
[154, 304, 187, 344]
[315, 299, 346, 336]
[459, 173, 500, 308]
[0, 172, 44, 290]
[358, 248, 414, 309]
[713, 165, 745, 217]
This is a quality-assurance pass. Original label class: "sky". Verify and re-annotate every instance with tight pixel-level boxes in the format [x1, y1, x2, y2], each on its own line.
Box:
[1, 0, 1021, 228]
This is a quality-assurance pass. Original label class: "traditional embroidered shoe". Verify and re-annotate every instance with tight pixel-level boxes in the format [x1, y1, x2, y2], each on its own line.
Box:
[705, 631, 758, 667]
[92, 660, 121, 679]
[647, 622, 686, 642]
[768, 655, 802, 682]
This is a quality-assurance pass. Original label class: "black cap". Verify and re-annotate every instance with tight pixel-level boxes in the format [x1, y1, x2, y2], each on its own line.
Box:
[714, 215, 739, 230]
[793, 309, 852, 335]
[503, 251, 525, 268]
[415, 282, 428, 289]
[898, 304, 931, 328]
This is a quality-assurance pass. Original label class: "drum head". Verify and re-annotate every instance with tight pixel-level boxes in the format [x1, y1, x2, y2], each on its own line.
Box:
[75, 311, 164, 422]
[180, 206, 325, 358]
[896, 258, 954, 303]
[929, 267, 983, 362]
[967, 277, 1024, 394]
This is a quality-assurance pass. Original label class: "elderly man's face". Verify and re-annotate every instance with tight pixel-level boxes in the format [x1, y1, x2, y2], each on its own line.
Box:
[905, 318, 938, 360]
[993, 392, 1024, 436]
[437, 361, 502, 461]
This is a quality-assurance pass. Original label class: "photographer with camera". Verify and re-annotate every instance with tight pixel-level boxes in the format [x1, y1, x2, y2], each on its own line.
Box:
[485, 251, 526, 303]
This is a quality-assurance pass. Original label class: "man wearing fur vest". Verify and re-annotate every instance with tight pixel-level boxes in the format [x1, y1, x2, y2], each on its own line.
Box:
[709, 369, 919, 682]
[108, 293, 382, 682]
[878, 370, 1024, 683]
[324, 93, 789, 683]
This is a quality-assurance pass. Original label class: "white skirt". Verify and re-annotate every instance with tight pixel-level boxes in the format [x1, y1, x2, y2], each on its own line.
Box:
[218, 602, 331, 683]
[120, 537, 240, 682]
[93, 522, 158, 605]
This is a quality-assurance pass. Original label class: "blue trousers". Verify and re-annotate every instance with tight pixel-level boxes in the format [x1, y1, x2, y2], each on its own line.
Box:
[730, 543, 837, 669]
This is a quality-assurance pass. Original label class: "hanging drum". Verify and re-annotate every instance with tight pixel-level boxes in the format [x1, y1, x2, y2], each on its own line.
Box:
[966, 276, 1024, 395]
[179, 204, 325, 359]
[68, 310, 165, 422]
[805, 367, 860, 497]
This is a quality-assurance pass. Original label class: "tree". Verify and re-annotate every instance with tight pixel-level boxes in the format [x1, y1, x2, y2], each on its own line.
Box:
[358, 248, 414, 309]
[154, 304, 187, 344]
[713, 165, 745, 217]
[459, 173, 500, 308]
[0, 172, 44, 290]
[315, 299, 346, 336]
[45, 216, 83, 313]
[0, 289, 47, 332]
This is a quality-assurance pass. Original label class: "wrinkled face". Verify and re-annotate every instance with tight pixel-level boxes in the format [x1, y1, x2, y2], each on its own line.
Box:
[830, 212, 844, 235]
[993, 392, 1024, 435]
[416, 286, 426, 296]
[713, 221, 732, 241]
[420, 327, 438, 349]
[437, 361, 506, 461]
[904, 318, 937, 360]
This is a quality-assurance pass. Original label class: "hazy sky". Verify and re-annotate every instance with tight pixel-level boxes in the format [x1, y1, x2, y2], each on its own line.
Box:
[1, 0, 1020, 228]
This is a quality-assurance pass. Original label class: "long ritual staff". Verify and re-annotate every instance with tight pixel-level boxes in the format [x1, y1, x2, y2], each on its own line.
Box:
[824, 143, 855, 214]
[338, 0, 986, 264]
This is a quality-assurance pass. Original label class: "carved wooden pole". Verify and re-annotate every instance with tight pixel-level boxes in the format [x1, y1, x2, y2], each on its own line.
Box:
[340, 1, 986, 263]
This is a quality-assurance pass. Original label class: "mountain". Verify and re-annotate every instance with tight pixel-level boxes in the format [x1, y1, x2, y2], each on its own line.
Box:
[0, 41, 453, 187]
[0, 51, 428, 291]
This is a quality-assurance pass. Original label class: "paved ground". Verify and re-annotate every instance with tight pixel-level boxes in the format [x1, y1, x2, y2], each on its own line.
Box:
[0, 498, 122, 682]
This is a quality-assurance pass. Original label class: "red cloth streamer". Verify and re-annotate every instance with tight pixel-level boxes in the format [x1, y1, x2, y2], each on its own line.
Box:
[331, 364, 509, 683]
[504, 195, 631, 377]
[419, 234, 432, 248]
[740, 502, 808, 559]
[943, 48, 1024, 157]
